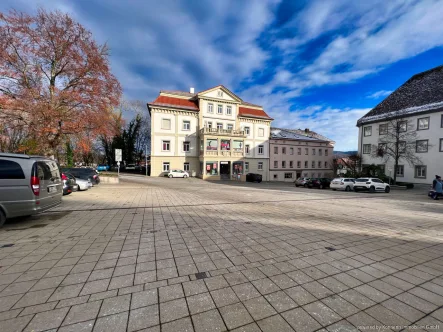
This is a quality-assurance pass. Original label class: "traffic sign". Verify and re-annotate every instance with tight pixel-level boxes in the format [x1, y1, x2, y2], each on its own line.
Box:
[115, 149, 122, 162]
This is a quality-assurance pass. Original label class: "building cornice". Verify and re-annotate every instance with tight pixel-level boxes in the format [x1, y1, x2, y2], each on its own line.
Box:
[238, 117, 272, 124]
[149, 106, 199, 117]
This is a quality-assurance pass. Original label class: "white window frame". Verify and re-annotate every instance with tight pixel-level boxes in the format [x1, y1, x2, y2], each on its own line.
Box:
[183, 120, 190, 131]
[184, 163, 190, 172]
[319, 149, 322, 156]
[161, 118, 171, 130]
[325, 149, 328, 156]
[207, 103, 213, 113]
[304, 161, 308, 168]
[312, 161, 315, 168]
[217, 104, 223, 114]
[245, 145, 250, 154]
[297, 161, 301, 168]
[415, 165, 427, 178]
[379, 124, 388, 135]
[282, 147, 286, 154]
[298, 148, 301, 155]
[245, 162, 249, 172]
[289, 161, 293, 168]
[244, 126, 250, 135]
[312, 149, 316, 155]
[226, 106, 232, 115]
[318, 161, 321, 168]
[324, 161, 327, 168]
[258, 145, 264, 155]
[290, 148, 294, 155]
[274, 161, 278, 168]
[183, 141, 190, 152]
[258, 128, 264, 137]
[364, 126, 372, 137]
[163, 162, 170, 172]
[305, 148, 308, 155]
[282, 161, 286, 168]
[162, 140, 170, 152]
[274, 147, 278, 154]
[417, 117, 429, 131]
[416, 140, 428, 153]
[217, 123, 223, 130]
[363, 144, 371, 154]
[227, 124, 233, 131]
[284, 173, 293, 179]
[258, 162, 263, 171]
[396, 165, 404, 177]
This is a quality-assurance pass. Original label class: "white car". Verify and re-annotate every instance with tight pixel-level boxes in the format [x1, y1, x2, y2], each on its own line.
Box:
[168, 169, 189, 178]
[330, 178, 355, 191]
[126, 164, 136, 170]
[353, 178, 390, 193]
[76, 178, 93, 191]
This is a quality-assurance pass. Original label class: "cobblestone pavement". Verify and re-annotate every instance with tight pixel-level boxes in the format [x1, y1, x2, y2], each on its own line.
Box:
[1, 176, 443, 332]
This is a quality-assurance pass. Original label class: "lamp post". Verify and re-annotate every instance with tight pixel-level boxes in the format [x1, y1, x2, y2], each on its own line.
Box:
[145, 144, 148, 177]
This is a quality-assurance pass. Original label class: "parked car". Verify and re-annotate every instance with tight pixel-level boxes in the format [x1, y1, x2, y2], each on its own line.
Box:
[307, 178, 331, 189]
[168, 169, 189, 178]
[246, 173, 262, 183]
[97, 164, 109, 171]
[0, 153, 63, 227]
[330, 178, 355, 191]
[62, 168, 100, 185]
[62, 173, 74, 195]
[353, 178, 390, 193]
[66, 173, 91, 191]
[126, 164, 136, 170]
[295, 177, 311, 187]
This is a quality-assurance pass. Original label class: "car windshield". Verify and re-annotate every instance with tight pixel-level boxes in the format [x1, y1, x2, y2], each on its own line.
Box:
[356, 178, 368, 182]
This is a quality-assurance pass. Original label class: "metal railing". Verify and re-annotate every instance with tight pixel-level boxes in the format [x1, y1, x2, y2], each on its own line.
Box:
[199, 128, 246, 136]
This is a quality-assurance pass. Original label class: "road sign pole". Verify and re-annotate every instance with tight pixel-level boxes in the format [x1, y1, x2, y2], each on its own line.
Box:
[115, 149, 122, 177]
[145, 145, 148, 177]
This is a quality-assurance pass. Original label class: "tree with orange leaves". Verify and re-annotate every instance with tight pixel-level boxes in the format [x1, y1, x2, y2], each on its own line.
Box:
[0, 8, 122, 155]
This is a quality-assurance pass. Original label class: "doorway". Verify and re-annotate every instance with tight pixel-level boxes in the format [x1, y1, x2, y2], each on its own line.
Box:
[220, 161, 230, 180]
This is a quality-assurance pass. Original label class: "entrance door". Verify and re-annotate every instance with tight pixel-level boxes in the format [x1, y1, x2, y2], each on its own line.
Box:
[220, 161, 230, 180]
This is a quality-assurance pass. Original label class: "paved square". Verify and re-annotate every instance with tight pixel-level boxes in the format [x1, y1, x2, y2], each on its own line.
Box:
[1, 176, 443, 331]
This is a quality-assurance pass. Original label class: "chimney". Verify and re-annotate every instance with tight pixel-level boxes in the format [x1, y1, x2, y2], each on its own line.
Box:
[190, 87, 195, 94]
[304, 128, 309, 133]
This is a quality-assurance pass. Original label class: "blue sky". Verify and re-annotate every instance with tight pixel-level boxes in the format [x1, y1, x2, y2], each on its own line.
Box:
[2, 0, 443, 150]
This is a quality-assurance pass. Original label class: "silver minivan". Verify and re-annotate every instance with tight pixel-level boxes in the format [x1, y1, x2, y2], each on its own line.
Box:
[0, 153, 63, 226]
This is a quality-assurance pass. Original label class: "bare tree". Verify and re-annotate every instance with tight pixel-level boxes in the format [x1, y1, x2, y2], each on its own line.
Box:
[370, 111, 424, 183]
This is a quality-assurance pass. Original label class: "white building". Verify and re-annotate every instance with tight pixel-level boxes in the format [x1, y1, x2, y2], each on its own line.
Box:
[147, 85, 272, 181]
[269, 128, 335, 182]
[357, 65, 443, 184]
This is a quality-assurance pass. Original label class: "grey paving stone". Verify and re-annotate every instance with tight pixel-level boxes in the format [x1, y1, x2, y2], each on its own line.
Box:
[63, 301, 102, 326]
[89, 290, 117, 302]
[99, 294, 130, 317]
[252, 278, 280, 295]
[159, 283, 184, 302]
[88, 269, 114, 282]
[49, 284, 84, 302]
[322, 295, 360, 318]
[118, 284, 143, 295]
[108, 275, 134, 290]
[186, 292, 216, 315]
[2, 315, 34, 332]
[265, 291, 298, 312]
[354, 284, 390, 303]
[302, 281, 334, 299]
[160, 298, 189, 323]
[93, 312, 129, 332]
[339, 289, 376, 310]
[131, 289, 158, 309]
[161, 316, 194, 332]
[19, 301, 57, 316]
[58, 320, 94, 332]
[0, 308, 22, 321]
[204, 276, 229, 291]
[61, 272, 91, 286]
[232, 282, 261, 301]
[211, 287, 240, 307]
[219, 302, 253, 330]
[79, 279, 110, 296]
[30, 276, 65, 291]
[281, 307, 322, 332]
[0, 294, 23, 312]
[183, 280, 208, 297]
[0, 280, 37, 297]
[365, 304, 410, 326]
[303, 301, 342, 326]
[24, 307, 69, 332]
[326, 320, 359, 332]
[192, 309, 226, 332]
[12, 288, 55, 308]
[230, 322, 261, 332]
[347, 312, 383, 328]
[128, 304, 159, 331]
[57, 295, 90, 308]
[243, 296, 277, 320]
[269, 274, 297, 289]
[257, 314, 295, 332]
[285, 286, 317, 306]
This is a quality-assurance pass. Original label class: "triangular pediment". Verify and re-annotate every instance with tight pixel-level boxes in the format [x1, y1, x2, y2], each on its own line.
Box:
[198, 85, 242, 103]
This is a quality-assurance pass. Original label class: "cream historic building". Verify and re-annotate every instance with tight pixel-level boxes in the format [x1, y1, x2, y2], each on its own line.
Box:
[270, 128, 335, 182]
[147, 85, 272, 181]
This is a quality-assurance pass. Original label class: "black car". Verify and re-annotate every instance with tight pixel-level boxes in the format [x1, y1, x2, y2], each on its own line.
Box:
[62, 168, 100, 185]
[246, 173, 262, 183]
[61, 173, 74, 195]
[307, 178, 331, 189]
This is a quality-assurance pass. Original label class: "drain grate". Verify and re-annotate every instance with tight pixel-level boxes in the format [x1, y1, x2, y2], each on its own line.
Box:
[325, 247, 336, 251]
[0, 244, 14, 248]
[30, 224, 48, 228]
[195, 272, 208, 280]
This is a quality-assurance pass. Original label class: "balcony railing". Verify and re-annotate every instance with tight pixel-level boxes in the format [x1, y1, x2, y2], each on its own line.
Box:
[200, 150, 244, 157]
[199, 128, 246, 137]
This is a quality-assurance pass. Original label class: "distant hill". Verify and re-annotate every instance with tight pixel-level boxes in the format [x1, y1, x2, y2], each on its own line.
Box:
[334, 150, 357, 156]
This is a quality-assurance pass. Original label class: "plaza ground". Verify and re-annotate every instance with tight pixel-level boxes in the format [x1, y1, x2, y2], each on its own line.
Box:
[0, 176, 442, 332]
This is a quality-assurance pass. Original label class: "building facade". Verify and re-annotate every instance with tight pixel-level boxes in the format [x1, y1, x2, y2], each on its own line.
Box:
[357, 65, 443, 184]
[148, 85, 272, 181]
[269, 128, 335, 182]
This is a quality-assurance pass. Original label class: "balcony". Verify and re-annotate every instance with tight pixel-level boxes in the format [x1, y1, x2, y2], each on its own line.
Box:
[199, 127, 246, 137]
[200, 150, 244, 157]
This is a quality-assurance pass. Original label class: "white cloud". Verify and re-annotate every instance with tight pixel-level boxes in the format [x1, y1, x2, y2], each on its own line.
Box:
[367, 90, 393, 99]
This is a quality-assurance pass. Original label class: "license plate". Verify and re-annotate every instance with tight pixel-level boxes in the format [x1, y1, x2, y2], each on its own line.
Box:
[48, 186, 57, 193]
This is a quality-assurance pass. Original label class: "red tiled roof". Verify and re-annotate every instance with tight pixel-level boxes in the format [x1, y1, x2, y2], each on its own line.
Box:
[239, 106, 273, 120]
[150, 96, 199, 111]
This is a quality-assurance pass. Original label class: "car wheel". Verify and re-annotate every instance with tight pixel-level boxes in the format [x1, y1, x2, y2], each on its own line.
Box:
[319, 184, 324, 189]
[354, 188, 359, 192]
[77, 185, 81, 191]
[345, 186, 351, 192]
[385, 186, 390, 193]
[295, 184, 298, 187]
[168, 174, 173, 178]
[0, 209, 6, 227]
[369, 186, 375, 193]
[304, 183, 308, 188]
[183, 174, 188, 178]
